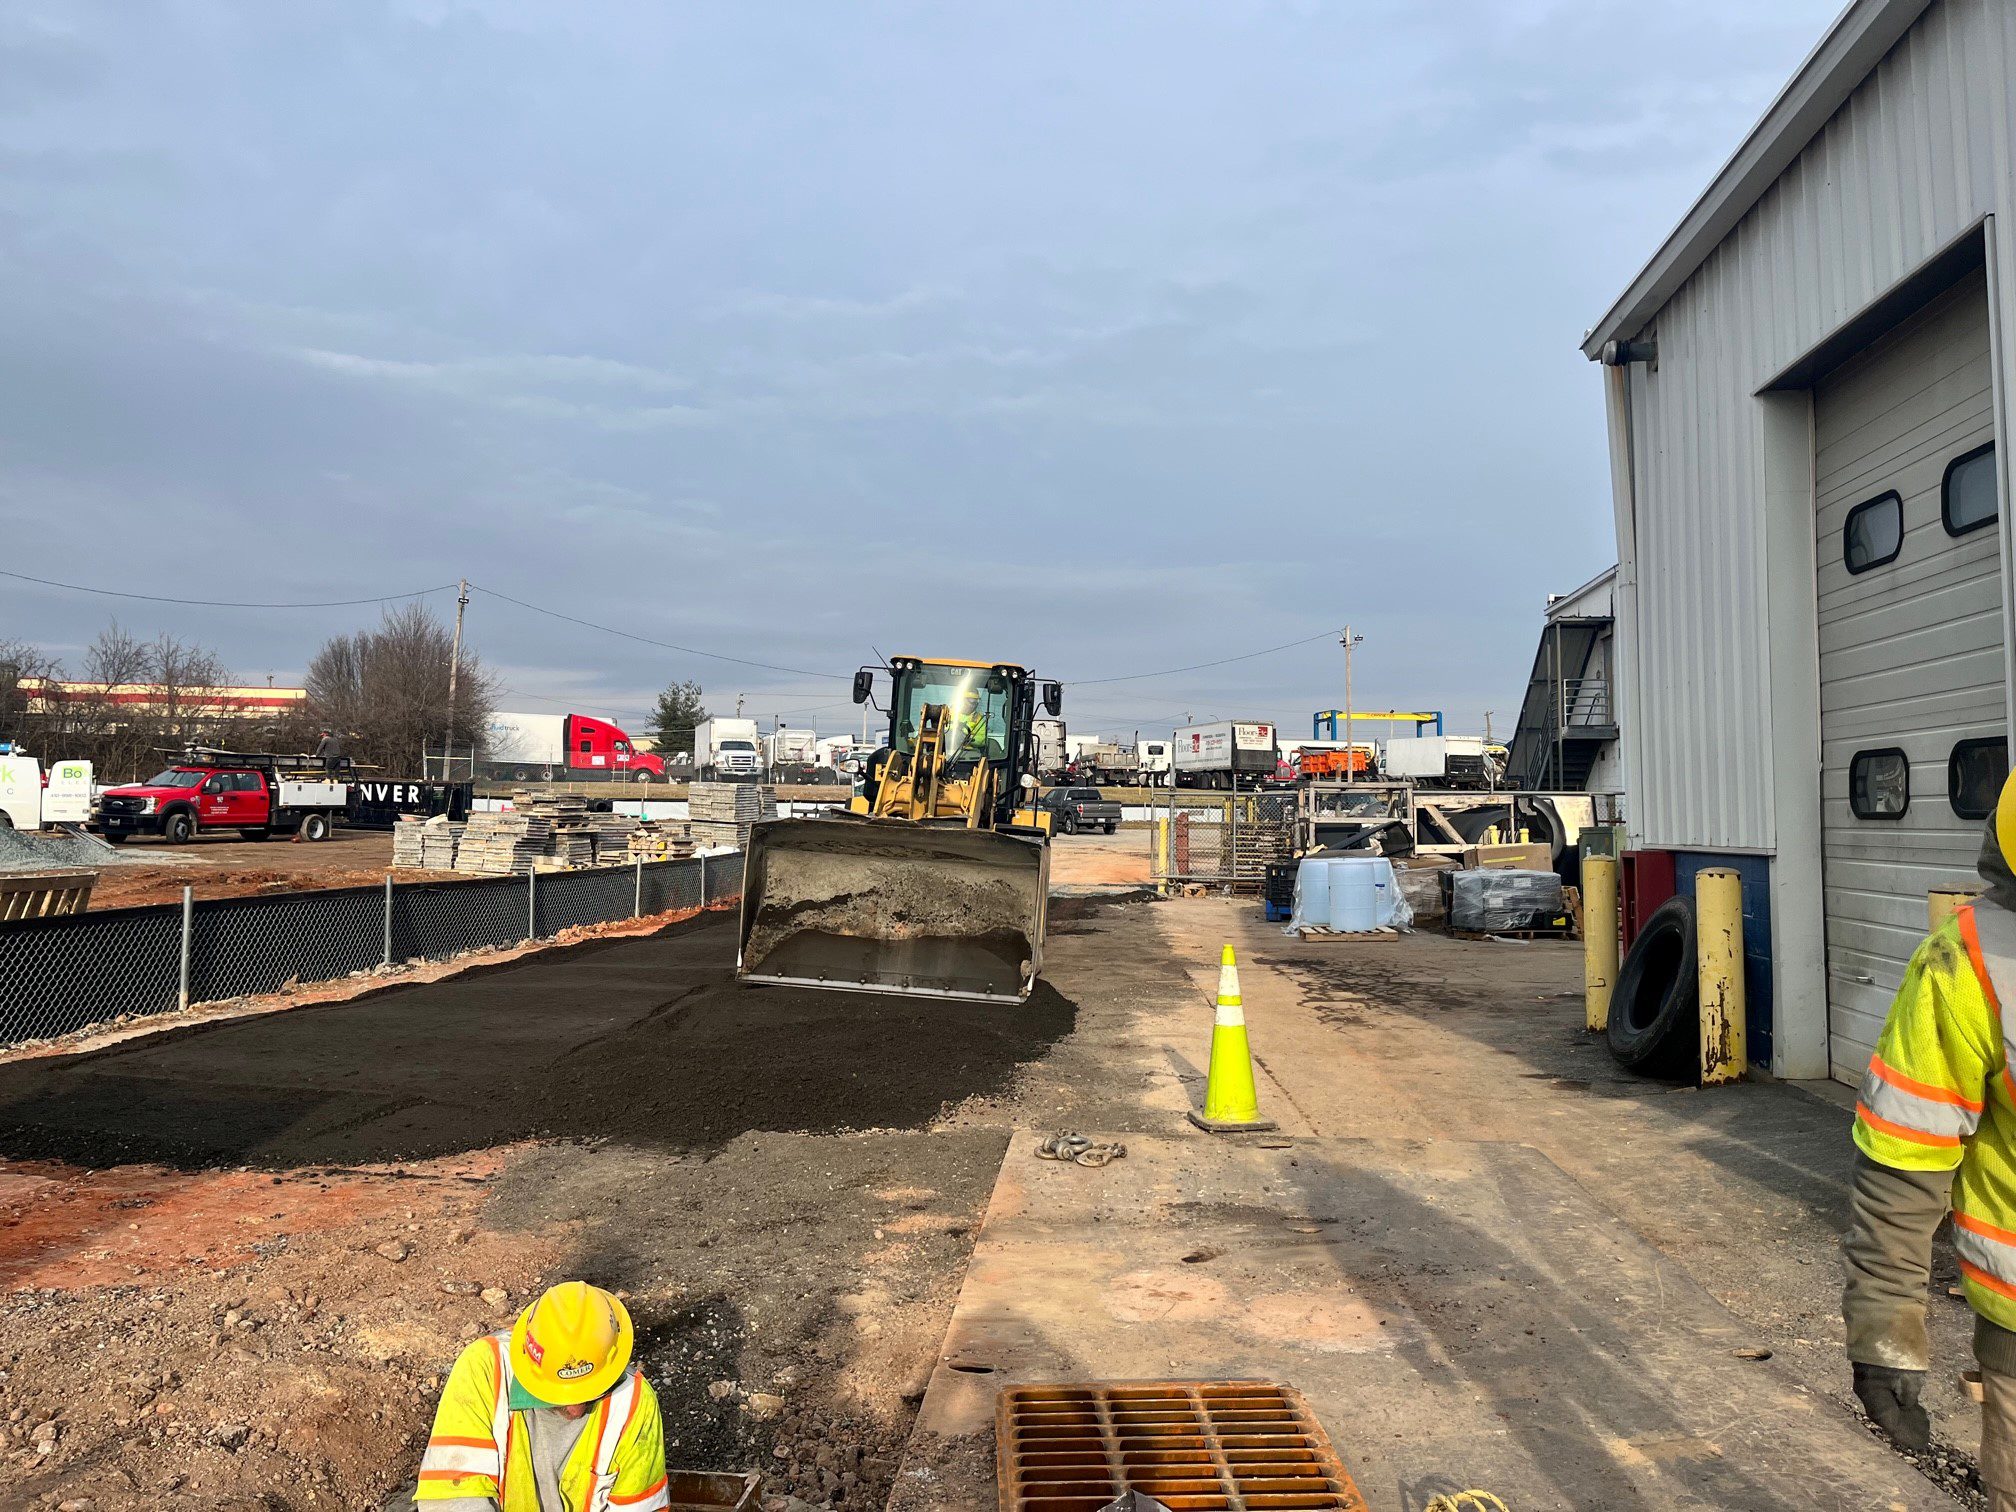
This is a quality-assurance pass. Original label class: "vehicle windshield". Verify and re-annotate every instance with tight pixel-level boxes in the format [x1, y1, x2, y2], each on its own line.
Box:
[722, 740, 757, 752]
[893, 664, 1011, 763]
[143, 768, 209, 788]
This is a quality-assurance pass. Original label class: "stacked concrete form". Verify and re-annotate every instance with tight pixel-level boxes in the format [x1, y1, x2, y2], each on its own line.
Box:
[454, 812, 554, 875]
[689, 782, 777, 850]
[391, 816, 467, 871]
[588, 812, 640, 863]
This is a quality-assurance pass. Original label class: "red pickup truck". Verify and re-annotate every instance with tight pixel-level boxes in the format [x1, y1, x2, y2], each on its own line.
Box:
[92, 757, 350, 844]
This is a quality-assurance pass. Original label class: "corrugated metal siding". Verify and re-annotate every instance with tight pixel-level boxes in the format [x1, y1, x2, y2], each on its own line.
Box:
[1620, 0, 2014, 850]
[1814, 272, 1999, 1080]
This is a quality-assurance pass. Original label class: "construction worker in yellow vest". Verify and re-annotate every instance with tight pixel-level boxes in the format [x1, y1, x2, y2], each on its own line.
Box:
[1843, 770, 2016, 1505]
[407, 1281, 668, 1511]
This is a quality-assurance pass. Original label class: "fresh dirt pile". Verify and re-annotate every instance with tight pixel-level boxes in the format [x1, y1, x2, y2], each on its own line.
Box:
[0, 914, 1077, 1169]
[0, 898, 1116, 1511]
[0, 1152, 559, 1510]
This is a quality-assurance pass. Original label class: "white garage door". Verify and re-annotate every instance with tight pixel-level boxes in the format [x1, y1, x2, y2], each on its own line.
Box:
[1816, 269, 2003, 1084]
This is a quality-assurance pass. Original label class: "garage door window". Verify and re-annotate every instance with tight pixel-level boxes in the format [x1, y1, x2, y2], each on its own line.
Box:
[1950, 737, 2009, 820]
[1843, 491, 1904, 572]
[1944, 441, 1999, 536]
[1850, 748, 1911, 820]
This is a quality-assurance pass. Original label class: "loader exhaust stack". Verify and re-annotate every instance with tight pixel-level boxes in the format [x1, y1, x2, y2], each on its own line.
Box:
[736, 814, 1049, 1003]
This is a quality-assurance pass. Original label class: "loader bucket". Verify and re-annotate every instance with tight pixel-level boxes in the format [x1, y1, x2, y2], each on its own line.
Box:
[736, 814, 1049, 1003]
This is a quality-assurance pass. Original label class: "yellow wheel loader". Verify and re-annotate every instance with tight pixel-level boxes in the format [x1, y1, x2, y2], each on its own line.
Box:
[736, 656, 1061, 1003]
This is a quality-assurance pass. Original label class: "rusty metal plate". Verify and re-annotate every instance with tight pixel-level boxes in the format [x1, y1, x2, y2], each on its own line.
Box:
[996, 1380, 1368, 1511]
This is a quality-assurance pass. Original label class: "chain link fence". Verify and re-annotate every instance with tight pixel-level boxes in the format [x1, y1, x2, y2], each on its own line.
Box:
[1146, 790, 1295, 891]
[0, 852, 741, 1048]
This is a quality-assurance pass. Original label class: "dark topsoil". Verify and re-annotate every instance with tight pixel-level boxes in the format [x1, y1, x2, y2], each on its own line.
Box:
[0, 912, 1079, 1169]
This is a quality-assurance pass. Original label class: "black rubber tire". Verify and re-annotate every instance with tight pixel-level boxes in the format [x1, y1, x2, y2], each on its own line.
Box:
[1605, 894, 1699, 1078]
[298, 812, 331, 842]
[100, 830, 126, 845]
[1104, 822, 1117, 835]
[163, 810, 196, 845]
[239, 828, 271, 842]
[1061, 814, 1079, 836]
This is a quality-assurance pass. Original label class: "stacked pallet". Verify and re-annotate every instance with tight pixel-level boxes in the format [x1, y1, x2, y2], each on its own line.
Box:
[551, 830, 595, 867]
[688, 782, 776, 850]
[455, 812, 554, 875]
[628, 820, 695, 861]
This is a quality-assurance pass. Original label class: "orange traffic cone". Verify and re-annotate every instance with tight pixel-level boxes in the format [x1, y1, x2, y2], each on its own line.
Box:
[1187, 944, 1277, 1133]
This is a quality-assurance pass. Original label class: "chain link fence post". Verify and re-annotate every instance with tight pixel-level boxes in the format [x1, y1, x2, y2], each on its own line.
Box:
[527, 867, 537, 941]
[633, 855, 643, 919]
[177, 885, 193, 1011]
[383, 874, 394, 967]
[699, 852, 709, 908]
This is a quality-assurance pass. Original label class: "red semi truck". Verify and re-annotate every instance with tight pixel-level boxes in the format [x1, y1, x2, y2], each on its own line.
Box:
[479, 712, 666, 783]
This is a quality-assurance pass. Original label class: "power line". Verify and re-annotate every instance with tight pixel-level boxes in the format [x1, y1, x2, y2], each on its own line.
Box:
[1061, 625, 1349, 686]
[0, 568, 455, 610]
[471, 582, 848, 681]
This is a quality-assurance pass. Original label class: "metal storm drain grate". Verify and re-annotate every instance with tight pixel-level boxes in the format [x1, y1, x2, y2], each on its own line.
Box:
[996, 1380, 1368, 1511]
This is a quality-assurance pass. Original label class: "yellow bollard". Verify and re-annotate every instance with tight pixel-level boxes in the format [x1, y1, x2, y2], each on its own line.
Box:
[1697, 868, 1746, 1085]
[1188, 945, 1278, 1133]
[1930, 887, 1979, 931]
[1582, 854, 1619, 1032]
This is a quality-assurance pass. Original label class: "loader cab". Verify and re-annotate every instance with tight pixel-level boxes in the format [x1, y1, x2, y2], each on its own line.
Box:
[855, 657, 1061, 827]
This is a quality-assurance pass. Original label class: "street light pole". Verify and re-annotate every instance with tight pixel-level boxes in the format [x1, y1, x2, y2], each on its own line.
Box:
[1340, 626, 1364, 780]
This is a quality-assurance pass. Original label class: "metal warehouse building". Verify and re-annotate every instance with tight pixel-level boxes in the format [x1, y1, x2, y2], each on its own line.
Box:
[1588, 0, 2014, 1084]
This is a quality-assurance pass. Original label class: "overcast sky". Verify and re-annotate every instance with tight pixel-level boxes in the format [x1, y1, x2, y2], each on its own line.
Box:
[1, 0, 1843, 743]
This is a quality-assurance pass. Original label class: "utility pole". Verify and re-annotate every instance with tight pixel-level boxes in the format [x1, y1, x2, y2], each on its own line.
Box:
[735, 692, 745, 718]
[443, 577, 469, 782]
[1339, 626, 1364, 780]
[1484, 710, 1496, 791]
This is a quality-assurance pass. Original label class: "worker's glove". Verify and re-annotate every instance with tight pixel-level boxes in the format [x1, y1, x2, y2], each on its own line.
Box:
[1853, 1362, 1931, 1452]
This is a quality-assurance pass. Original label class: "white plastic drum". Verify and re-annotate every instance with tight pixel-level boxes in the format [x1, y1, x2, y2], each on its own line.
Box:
[1325, 856, 1395, 932]
[1291, 856, 1333, 929]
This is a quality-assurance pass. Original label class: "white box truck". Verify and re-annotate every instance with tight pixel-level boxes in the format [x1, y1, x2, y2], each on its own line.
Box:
[695, 717, 763, 781]
[1172, 721, 1277, 789]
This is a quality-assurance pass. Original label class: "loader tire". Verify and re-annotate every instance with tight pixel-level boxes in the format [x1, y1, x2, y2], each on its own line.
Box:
[1605, 894, 1698, 1078]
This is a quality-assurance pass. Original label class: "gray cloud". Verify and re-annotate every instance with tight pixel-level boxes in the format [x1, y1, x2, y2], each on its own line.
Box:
[0, 0, 1840, 737]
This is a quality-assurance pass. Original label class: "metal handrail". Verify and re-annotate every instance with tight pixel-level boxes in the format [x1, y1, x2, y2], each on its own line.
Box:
[1560, 677, 1611, 726]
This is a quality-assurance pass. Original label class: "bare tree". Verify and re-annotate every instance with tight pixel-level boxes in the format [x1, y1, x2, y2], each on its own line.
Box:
[0, 638, 62, 749]
[60, 623, 233, 778]
[306, 603, 494, 775]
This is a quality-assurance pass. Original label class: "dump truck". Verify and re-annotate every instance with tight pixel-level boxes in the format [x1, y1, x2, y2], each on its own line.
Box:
[736, 655, 1062, 1003]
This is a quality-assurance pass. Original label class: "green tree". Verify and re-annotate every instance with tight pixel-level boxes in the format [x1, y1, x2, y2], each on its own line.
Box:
[649, 679, 709, 761]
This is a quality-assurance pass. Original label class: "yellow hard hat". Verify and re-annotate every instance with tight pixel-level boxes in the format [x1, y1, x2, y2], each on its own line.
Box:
[1998, 769, 2016, 873]
[509, 1281, 633, 1406]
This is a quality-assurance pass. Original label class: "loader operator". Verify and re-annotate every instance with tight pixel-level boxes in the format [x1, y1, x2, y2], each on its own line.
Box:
[1843, 769, 2016, 1504]
[402, 1281, 669, 1511]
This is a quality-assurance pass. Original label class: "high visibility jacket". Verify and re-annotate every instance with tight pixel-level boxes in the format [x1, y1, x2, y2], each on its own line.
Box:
[1854, 899, 2016, 1333]
[416, 1332, 669, 1511]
